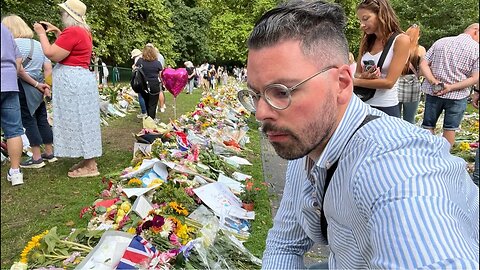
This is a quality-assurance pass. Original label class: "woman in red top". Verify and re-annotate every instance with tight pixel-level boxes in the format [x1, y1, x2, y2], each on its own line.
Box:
[33, 0, 102, 178]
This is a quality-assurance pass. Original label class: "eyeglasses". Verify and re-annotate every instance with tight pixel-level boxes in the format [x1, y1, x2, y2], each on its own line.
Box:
[237, 65, 337, 112]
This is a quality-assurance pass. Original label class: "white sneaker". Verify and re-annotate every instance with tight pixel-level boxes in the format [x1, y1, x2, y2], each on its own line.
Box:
[137, 113, 147, 119]
[160, 108, 165, 113]
[162, 104, 166, 109]
[7, 171, 24, 186]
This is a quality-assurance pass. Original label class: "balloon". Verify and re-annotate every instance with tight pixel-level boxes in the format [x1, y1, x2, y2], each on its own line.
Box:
[161, 68, 188, 98]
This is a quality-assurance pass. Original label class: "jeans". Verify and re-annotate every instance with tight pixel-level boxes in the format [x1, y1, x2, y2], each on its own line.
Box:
[19, 89, 53, 146]
[187, 79, 194, 94]
[422, 95, 467, 130]
[372, 104, 400, 117]
[0, 92, 24, 139]
[138, 94, 147, 114]
[398, 101, 420, 124]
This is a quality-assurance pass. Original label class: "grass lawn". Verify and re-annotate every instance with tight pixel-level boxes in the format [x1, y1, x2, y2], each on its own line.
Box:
[0, 86, 271, 267]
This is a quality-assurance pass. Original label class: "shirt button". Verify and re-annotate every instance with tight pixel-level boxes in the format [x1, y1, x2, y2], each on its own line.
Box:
[313, 201, 319, 207]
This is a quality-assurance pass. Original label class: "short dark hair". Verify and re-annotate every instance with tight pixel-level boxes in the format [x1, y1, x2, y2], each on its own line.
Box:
[247, 0, 349, 64]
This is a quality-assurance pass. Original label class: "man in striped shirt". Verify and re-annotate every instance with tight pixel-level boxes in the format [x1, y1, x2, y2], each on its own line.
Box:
[238, 1, 479, 269]
[420, 23, 479, 146]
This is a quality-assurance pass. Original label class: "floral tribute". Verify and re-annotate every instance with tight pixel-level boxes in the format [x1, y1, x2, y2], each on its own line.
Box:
[13, 85, 263, 270]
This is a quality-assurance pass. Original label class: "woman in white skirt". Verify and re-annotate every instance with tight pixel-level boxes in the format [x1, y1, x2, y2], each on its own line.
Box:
[33, 0, 102, 178]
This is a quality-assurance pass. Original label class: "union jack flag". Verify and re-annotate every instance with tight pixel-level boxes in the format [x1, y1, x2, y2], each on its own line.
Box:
[174, 131, 190, 151]
[116, 235, 159, 269]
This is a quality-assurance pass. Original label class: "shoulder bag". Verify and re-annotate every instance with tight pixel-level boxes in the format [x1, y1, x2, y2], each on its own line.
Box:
[353, 32, 399, 102]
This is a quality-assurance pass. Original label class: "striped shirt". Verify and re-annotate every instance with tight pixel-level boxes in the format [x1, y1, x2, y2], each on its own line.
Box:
[15, 38, 51, 79]
[262, 95, 479, 269]
[421, 33, 479, 100]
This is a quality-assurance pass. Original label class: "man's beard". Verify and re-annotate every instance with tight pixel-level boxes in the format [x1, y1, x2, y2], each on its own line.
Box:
[262, 108, 335, 160]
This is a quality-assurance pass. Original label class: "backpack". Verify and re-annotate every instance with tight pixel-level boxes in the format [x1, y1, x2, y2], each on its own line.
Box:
[130, 65, 150, 94]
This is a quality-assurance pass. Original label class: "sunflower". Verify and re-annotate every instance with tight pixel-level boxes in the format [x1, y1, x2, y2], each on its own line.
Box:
[20, 230, 49, 263]
[168, 202, 189, 216]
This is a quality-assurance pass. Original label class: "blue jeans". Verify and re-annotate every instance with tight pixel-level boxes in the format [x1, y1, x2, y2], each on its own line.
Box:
[138, 94, 147, 114]
[372, 104, 400, 117]
[19, 87, 53, 146]
[1, 92, 24, 139]
[422, 95, 467, 130]
[187, 79, 194, 94]
[398, 101, 420, 124]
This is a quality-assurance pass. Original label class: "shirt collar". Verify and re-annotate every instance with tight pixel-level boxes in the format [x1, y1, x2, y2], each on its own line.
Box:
[315, 95, 373, 170]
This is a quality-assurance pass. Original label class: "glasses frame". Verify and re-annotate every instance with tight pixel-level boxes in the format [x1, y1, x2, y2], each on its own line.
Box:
[237, 65, 337, 112]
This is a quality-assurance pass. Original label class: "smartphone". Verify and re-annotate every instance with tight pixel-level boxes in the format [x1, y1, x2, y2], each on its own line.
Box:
[433, 82, 444, 93]
[40, 23, 48, 30]
[363, 60, 375, 72]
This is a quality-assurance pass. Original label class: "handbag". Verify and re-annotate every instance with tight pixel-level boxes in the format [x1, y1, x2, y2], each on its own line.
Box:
[354, 32, 399, 102]
[21, 39, 45, 116]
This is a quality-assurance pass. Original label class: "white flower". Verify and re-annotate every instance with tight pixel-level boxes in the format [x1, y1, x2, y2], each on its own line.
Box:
[10, 262, 27, 270]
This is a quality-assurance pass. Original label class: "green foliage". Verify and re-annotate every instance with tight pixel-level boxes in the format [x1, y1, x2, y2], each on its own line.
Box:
[152, 181, 197, 212]
[391, 0, 479, 49]
[2, 0, 478, 65]
[164, 0, 213, 65]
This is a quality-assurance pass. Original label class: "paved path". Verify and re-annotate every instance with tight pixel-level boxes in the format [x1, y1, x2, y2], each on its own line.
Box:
[259, 130, 329, 266]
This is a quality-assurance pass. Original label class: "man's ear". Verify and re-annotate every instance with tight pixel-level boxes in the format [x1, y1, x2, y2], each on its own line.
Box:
[336, 64, 353, 104]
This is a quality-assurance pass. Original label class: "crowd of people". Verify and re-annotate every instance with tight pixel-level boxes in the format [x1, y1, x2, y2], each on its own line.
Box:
[1, 0, 102, 182]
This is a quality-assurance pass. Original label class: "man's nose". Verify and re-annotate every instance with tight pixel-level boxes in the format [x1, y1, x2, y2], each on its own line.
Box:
[254, 97, 274, 122]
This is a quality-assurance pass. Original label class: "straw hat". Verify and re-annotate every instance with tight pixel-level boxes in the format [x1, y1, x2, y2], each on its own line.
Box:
[131, 49, 142, 59]
[58, 0, 87, 24]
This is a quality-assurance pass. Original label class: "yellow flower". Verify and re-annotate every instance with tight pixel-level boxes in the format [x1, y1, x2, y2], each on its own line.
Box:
[127, 178, 142, 187]
[20, 230, 48, 263]
[459, 142, 471, 151]
[120, 201, 131, 212]
[127, 227, 136, 234]
[147, 178, 164, 188]
[168, 202, 189, 216]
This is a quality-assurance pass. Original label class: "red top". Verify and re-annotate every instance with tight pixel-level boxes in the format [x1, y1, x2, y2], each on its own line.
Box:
[54, 26, 92, 69]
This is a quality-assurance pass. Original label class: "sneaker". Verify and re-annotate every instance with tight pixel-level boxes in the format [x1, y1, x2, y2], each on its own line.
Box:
[162, 104, 166, 109]
[160, 108, 165, 113]
[41, 153, 58, 163]
[20, 157, 46, 169]
[7, 171, 24, 186]
[137, 113, 147, 119]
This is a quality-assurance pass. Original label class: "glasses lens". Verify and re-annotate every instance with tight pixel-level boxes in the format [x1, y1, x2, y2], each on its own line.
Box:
[265, 84, 291, 110]
[237, 90, 257, 112]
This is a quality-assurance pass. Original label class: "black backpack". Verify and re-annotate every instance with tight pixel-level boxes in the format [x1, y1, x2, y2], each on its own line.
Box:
[130, 65, 150, 94]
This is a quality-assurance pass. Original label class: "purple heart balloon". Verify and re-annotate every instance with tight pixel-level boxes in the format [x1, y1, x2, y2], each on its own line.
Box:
[161, 68, 188, 98]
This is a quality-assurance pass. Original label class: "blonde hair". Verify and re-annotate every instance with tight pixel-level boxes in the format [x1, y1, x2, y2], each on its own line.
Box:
[348, 52, 355, 64]
[61, 10, 90, 31]
[1, 15, 34, 38]
[402, 24, 421, 74]
[142, 44, 157, 62]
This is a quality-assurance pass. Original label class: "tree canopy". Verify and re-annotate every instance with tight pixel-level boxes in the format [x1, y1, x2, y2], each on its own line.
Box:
[2, 0, 478, 67]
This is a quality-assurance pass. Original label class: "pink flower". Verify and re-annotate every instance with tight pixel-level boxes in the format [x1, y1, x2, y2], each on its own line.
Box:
[169, 234, 181, 246]
[101, 189, 111, 198]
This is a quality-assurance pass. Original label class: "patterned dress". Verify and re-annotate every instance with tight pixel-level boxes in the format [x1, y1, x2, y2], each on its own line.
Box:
[52, 64, 102, 159]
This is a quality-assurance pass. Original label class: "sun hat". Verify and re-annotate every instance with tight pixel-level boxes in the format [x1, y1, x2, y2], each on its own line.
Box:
[131, 49, 142, 59]
[58, 0, 87, 24]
